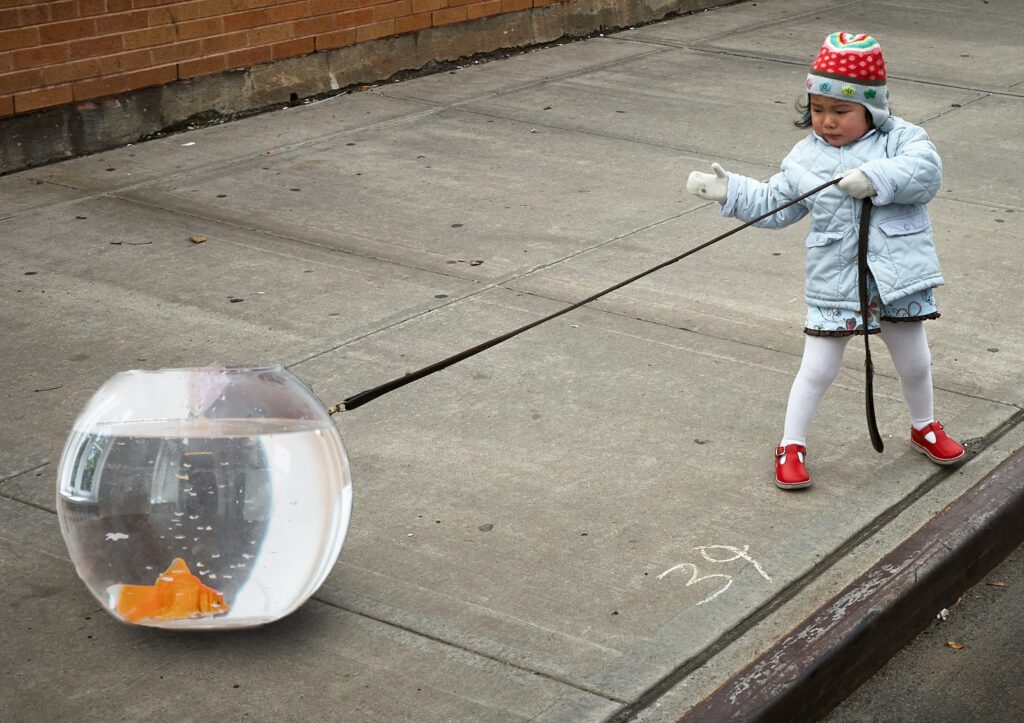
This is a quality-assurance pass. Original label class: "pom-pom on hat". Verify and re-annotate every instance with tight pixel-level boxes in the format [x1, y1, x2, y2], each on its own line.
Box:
[806, 32, 889, 128]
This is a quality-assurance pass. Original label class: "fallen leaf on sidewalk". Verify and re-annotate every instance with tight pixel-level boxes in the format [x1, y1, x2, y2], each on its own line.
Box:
[190, 235, 207, 244]
[985, 580, 1007, 587]
[946, 641, 965, 650]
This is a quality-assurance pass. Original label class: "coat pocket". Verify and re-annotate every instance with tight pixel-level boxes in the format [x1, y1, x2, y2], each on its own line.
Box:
[806, 231, 843, 248]
[878, 210, 929, 236]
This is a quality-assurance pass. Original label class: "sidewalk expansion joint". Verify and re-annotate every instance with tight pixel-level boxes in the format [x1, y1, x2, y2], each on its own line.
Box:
[0, 491, 57, 516]
[918, 92, 993, 126]
[108, 191, 717, 376]
[384, 47, 669, 113]
[307, 593, 627, 704]
[0, 106, 448, 223]
[0, 461, 49, 486]
[679, 422, 1024, 721]
[620, 40, 1019, 101]
[615, 0, 863, 49]
[109, 191, 469, 277]
[607, 407, 1024, 722]
[450, 104, 776, 169]
[934, 193, 1024, 214]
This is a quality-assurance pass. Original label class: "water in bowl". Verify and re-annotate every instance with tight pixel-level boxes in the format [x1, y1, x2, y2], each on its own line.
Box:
[58, 417, 351, 629]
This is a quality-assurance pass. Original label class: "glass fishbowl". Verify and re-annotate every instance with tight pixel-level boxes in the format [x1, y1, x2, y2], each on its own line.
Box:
[56, 365, 352, 629]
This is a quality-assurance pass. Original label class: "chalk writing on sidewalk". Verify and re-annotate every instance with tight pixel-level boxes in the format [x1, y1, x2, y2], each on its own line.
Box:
[658, 544, 772, 606]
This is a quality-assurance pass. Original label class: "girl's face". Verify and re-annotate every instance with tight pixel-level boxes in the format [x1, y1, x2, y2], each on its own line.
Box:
[809, 94, 872, 147]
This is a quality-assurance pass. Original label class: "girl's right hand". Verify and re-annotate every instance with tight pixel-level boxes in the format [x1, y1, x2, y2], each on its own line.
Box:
[686, 163, 729, 203]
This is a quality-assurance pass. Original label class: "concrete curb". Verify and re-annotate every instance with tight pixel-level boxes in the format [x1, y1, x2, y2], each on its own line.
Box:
[679, 437, 1024, 722]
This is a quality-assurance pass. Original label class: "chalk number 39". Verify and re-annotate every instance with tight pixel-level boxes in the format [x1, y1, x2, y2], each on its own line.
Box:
[658, 545, 772, 606]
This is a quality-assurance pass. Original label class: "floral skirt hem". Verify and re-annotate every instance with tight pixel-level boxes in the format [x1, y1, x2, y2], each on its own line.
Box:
[803, 279, 939, 337]
[805, 311, 940, 337]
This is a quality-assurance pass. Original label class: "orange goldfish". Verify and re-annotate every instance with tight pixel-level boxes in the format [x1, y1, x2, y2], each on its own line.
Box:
[110, 558, 229, 623]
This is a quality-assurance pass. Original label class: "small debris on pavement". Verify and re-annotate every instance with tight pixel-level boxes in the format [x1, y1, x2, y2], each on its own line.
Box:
[190, 235, 207, 244]
[946, 641, 966, 650]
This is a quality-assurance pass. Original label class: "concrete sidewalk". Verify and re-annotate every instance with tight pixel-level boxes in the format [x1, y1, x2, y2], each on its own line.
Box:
[2, 1, 1023, 720]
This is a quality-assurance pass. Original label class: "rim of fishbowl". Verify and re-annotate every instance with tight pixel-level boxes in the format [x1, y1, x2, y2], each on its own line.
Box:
[113, 363, 287, 376]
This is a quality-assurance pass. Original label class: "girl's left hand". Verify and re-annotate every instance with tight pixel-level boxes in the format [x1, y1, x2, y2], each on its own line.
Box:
[837, 169, 876, 199]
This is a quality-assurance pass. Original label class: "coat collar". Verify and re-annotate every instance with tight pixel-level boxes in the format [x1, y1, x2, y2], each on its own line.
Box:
[811, 127, 880, 146]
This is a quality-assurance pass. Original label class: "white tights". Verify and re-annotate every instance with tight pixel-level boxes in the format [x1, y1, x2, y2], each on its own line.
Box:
[780, 321, 934, 447]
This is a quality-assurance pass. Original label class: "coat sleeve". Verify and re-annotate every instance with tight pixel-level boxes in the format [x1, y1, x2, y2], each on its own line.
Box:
[858, 122, 942, 206]
[720, 152, 809, 229]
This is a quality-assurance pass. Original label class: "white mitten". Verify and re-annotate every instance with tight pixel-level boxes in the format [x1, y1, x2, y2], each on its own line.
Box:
[837, 169, 877, 199]
[686, 162, 729, 203]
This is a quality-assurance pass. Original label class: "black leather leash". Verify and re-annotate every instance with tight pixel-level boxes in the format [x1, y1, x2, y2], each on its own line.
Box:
[330, 176, 842, 414]
[858, 197, 884, 453]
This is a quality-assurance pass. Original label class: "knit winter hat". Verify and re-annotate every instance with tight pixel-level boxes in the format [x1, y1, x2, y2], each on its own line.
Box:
[806, 32, 889, 128]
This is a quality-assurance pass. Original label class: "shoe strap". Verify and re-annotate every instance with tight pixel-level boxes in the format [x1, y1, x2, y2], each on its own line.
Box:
[776, 444, 805, 458]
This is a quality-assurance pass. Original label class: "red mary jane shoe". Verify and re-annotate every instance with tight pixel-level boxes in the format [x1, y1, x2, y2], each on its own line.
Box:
[775, 444, 811, 490]
[911, 421, 965, 465]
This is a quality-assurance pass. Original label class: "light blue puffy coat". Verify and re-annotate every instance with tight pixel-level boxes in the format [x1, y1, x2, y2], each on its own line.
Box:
[721, 116, 944, 311]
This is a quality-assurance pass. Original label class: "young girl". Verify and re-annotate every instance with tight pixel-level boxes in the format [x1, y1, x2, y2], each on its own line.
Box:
[686, 32, 964, 490]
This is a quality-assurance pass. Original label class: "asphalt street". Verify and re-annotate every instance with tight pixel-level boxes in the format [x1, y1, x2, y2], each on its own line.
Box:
[827, 542, 1024, 722]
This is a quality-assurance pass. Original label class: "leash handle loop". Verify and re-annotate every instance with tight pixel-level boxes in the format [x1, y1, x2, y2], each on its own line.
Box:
[858, 197, 884, 453]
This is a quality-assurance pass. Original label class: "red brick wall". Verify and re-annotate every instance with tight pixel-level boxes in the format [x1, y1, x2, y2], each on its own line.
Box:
[0, 0, 568, 118]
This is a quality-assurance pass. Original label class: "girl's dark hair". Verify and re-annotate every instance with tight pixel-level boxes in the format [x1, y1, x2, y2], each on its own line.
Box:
[794, 95, 812, 129]
[794, 95, 875, 129]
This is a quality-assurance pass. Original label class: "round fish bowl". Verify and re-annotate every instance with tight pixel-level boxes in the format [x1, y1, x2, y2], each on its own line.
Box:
[56, 365, 352, 629]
